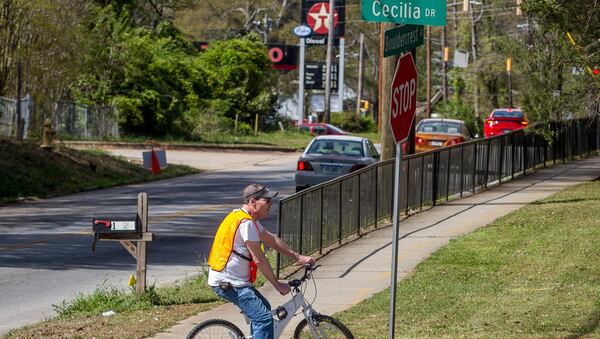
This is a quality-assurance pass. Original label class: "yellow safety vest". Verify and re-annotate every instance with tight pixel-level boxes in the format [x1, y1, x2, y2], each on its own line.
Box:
[207, 209, 255, 273]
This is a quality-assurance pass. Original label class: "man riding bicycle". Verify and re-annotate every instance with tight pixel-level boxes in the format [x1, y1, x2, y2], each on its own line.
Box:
[207, 184, 315, 339]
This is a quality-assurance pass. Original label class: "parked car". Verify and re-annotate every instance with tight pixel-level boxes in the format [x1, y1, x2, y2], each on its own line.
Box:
[484, 108, 528, 137]
[295, 135, 380, 191]
[415, 118, 472, 153]
[298, 123, 348, 136]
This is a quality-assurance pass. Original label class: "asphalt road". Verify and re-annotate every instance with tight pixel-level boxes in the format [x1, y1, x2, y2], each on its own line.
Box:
[0, 149, 300, 333]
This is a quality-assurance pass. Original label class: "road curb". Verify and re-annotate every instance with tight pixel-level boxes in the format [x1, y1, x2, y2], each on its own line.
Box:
[62, 141, 299, 153]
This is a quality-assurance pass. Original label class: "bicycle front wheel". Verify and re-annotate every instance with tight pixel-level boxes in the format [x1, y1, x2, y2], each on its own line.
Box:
[186, 319, 244, 339]
[293, 314, 354, 339]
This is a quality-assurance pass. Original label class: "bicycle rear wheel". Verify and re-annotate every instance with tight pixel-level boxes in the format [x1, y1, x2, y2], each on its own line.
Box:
[186, 319, 244, 339]
[293, 314, 354, 339]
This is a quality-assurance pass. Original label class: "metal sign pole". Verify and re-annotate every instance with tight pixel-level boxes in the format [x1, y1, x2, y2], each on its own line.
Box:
[388, 142, 403, 338]
[298, 37, 306, 124]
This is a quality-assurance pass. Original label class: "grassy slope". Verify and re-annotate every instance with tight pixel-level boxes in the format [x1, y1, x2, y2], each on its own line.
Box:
[6, 254, 276, 338]
[336, 180, 600, 338]
[0, 139, 199, 204]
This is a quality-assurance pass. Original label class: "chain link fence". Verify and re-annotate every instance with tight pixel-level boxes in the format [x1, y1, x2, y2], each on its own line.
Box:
[52, 101, 119, 139]
[0, 95, 32, 138]
[1, 97, 119, 139]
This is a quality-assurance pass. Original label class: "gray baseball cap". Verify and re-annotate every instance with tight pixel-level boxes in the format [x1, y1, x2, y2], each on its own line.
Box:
[243, 184, 278, 202]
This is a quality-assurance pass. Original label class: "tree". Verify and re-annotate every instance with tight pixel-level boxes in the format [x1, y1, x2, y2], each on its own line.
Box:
[198, 34, 275, 128]
[493, 0, 600, 134]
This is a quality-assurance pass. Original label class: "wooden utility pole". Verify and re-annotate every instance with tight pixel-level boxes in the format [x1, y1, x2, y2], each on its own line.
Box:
[470, 1, 484, 117]
[324, 0, 335, 123]
[356, 33, 364, 117]
[426, 26, 431, 117]
[380, 23, 399, 161]
[378, 24, 384, 131]
[442, 28, 449, 102]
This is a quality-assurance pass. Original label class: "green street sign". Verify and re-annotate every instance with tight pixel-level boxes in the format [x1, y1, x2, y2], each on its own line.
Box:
[361, 0, 447, 26]
[384, 25, 424, 57]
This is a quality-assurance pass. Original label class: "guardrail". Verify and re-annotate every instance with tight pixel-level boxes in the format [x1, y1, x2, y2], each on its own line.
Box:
[276, 117, 600, 277]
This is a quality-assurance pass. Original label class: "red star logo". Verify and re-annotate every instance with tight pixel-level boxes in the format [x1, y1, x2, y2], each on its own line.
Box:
[306, 2, 338, 35]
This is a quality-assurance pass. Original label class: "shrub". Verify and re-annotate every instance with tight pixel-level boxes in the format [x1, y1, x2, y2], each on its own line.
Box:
[331, 112, 376, 133]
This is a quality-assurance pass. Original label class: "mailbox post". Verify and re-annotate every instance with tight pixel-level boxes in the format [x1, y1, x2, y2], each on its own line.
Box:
[91, 193, 153, 295]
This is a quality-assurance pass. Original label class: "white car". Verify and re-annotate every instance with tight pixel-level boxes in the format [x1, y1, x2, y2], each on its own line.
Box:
[294, 135, 380, 192]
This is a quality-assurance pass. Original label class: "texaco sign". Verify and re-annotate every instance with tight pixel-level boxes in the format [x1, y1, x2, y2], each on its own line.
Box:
[301, 0, 345, 38]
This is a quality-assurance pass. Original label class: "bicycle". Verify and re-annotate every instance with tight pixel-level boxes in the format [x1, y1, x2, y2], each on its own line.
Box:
[186, 264, 354, 338]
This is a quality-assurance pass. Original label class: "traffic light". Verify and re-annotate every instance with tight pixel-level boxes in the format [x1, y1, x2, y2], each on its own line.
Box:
[594, 66, 599, 76]
[506, 57, 512, 72]
[444, 47, 449, 62]
[360, 100, 369, 112]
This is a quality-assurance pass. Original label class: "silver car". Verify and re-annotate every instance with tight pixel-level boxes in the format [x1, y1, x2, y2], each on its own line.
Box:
[295, 135, 380, 191]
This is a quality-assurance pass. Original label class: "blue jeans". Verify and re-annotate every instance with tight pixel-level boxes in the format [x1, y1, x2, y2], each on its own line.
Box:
[212, 285, 273, 339]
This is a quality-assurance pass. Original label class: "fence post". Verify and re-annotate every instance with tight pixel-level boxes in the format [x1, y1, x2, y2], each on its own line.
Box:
[420, 156, 425, 209]
[357, 174, 361, 235]
[533, 135, 538, 170]
[543, 134, 548, 167]
[511, 133, 516, 180]
[374, 167, 378, 228]
[498, 135, 504, 185]
[597, 116, 600, 155]
[484, 138, 491, 189]
[472, 142, 478, 193]
[276, 201, 282, 278]
[553, 122, 557, 165]
[338, 181, 343, 245]
[432, 152, 439, 206]
[299, 195, 304, 255]
[460, 145, 464, 198]
[405, 158, 411, 213]
[523, 133, 528, 174]
[571, 124, 576, 161]
[446, 149, 451, 201]
[564, 125, 568, 161]
[319, 189, 324, 255]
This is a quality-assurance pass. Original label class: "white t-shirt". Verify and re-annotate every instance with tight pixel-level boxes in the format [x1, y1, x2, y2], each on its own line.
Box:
[208, 209, 264, 287]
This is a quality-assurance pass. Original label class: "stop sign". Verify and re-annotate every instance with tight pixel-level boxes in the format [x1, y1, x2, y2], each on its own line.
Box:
[389, 53, 418, 144]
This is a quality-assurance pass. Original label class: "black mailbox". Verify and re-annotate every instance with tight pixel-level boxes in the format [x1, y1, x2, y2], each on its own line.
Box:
[92, 215, 139, 234]
[92, 215, 140, 251]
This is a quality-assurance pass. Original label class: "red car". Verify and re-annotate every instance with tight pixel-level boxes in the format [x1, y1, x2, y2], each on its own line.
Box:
[298, 123, 347, 136]
[484, 108, 528, 137]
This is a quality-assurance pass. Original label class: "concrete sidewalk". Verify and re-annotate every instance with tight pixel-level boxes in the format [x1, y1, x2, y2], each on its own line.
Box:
[151, 155, 600, 339]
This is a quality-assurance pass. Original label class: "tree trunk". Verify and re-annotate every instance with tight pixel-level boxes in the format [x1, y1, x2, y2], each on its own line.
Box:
[380, 23, 398, 161]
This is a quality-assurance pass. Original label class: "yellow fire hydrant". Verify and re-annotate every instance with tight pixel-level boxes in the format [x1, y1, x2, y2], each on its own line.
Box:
[40, 118, 55, 150]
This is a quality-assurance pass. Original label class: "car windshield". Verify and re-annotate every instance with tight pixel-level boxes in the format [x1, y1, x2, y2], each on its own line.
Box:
[307, 139, 364, 157]
[325, 124, 344, 134]
[492, 109, 523, 118]
[417, 121, 462, 134]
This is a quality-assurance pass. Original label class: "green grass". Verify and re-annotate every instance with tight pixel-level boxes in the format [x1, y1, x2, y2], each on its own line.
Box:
[5, 252, 277, 338]
[61, 130, 382, 150]
[0, 139, 199, 204]
[336, 180, 600, 338]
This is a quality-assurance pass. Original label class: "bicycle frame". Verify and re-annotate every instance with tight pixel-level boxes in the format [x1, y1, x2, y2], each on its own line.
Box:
[242, 289, 321, 338]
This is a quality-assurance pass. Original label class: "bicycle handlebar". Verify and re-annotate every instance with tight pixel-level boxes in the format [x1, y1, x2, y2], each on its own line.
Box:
[288, 264, 320, 288]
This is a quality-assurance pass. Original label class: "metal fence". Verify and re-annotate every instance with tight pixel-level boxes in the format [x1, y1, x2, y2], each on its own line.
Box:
[52, 101, 119, 139]
[276, 117, 600, 277]
[0, 95, 32, 138]
[0, 98, 119, 139]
